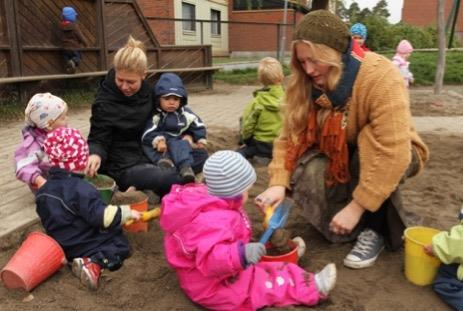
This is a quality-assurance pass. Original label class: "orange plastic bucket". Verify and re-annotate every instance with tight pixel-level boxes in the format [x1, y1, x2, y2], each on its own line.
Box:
[123, 198, 149, 233]
[1, 232, 65, 291]
[261, 240, 299, 264]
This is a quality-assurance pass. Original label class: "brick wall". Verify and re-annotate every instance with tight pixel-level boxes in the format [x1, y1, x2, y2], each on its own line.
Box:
[137, 0, 175, 45]
[229, 4, 304, 53]
[402, 0, 463, 41]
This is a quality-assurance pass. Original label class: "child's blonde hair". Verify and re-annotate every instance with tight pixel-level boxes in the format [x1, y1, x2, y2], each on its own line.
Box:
[258, 57, 284, 86]
[113, 36, 147, 75]
[282, 40, 343, 142]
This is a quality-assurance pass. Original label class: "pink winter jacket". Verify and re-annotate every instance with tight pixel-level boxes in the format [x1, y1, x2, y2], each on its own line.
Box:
[14, 126, 50, 189]
[161, 184, 321, 311]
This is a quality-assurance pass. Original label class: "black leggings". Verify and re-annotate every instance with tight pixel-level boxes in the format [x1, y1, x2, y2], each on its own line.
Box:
[114, 149, 208, 196]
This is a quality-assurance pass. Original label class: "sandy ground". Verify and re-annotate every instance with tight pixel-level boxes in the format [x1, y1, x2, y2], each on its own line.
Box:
[1, 84, 462, 310]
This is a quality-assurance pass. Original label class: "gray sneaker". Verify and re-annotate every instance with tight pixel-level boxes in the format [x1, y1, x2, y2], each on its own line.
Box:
[343, 228, 384, 269]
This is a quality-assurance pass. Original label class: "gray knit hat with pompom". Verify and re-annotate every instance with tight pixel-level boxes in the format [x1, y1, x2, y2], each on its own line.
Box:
[203, 150, 256, 198]
[294, 10, 350, 53]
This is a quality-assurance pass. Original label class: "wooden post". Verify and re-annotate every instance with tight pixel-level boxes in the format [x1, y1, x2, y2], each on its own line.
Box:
[97, 0, 108, 70]
[5, 0, 21, 77]
[434, 0, 446, 95]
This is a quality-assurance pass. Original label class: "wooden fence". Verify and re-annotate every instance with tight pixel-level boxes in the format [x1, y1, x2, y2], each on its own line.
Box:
[0, 0, 218, 99]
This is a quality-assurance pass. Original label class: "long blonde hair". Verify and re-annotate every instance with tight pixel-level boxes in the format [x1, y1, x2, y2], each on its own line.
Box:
[113, 36, 147, 75]
[282, 40, 343, 142]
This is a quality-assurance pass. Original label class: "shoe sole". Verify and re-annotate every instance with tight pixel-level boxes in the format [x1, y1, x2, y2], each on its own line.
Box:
[80, 268, 98, 290]
[343, 247, 384, 269]
[71, 259, 83, 278]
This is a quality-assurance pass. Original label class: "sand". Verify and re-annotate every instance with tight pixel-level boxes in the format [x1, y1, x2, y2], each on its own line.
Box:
[0, 85, 462, 311]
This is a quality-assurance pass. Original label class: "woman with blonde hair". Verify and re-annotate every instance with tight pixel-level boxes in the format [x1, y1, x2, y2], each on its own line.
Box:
[255, 10, 429, 269]
[86, 36, 195, 197]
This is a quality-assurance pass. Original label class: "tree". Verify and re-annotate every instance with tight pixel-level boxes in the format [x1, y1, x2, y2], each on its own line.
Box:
[372, 0, 390, 19]
[434, 0, 446, 94]
[335, 0, 349, 21]
[347, 2, 361, 23]
[358, 8, 372, 21]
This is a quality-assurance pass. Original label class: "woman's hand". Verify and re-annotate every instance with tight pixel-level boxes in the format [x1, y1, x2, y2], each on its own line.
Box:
[130, 210, 141, 222]
[85, 155, 101, 177]
[255, 186, 286, 213]
[329, 200, 365, 235]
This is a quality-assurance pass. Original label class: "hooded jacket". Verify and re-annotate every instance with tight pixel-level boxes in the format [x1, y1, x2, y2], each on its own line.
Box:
[160, 183, 321, 310]
[141, 73, 206, 147]
[241, 85, 284, 143]
[59, 20, 87, 50]
[36, 167, 130, 261]
[14, 126, 51, 189]
[88, 69, 154, 177]
[432, 220, 463, 281]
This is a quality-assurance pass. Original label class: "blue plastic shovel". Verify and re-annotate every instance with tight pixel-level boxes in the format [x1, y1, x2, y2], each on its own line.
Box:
[258, 200, 293, 244]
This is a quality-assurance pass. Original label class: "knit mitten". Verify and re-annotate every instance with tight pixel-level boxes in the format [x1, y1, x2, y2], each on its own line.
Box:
[244, 243, 266, 265]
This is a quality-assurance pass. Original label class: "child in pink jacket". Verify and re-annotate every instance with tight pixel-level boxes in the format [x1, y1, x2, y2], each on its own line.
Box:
[14, 93, 68, 191]
[160, 150, 336, 311]
[392, 40, 414, 87]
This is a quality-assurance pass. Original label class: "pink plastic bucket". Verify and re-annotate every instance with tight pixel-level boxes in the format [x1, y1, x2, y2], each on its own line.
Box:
[261, 240, 299, 264]
[1, 232, 66, 291]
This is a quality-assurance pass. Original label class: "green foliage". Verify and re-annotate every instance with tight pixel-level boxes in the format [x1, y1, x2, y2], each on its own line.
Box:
[214, 53, 463, 87]
[214, 65, 291, 85]
[359, 15, 439, 51]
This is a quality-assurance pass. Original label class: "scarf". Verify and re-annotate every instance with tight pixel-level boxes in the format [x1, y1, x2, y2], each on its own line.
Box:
[285, 40, 365, 186]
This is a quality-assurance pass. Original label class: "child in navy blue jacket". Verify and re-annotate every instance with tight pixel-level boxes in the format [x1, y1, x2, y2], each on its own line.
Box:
[142, 73, 208, 183]
[36, 127, 140, 290]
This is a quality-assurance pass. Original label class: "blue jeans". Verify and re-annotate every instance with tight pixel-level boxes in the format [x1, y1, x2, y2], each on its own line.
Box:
[433, 264, 463, 311]
[63, 50, 81, 66]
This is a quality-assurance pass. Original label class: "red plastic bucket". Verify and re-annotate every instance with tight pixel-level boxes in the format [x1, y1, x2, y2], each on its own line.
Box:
[123, 198, 149, 233]
[261, 240, 299, 264]
[1, 232, 65, 291]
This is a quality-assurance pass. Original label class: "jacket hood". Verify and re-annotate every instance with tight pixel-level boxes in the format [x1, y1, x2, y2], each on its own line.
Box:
[160, 184, 241, 234]
[153, 73, 188, 108]
[253, 85, 284, 112]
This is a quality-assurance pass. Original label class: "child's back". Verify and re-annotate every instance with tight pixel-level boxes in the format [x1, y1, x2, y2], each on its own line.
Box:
[238, 57, 284, 161]
[161, 151, 336, 310]
[37, 127, 136, 290]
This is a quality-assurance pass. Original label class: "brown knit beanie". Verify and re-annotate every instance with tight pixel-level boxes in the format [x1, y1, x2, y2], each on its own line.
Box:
[294, 10, 350, 53]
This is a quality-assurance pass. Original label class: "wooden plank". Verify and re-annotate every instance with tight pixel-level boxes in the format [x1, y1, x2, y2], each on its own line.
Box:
[97, 0, 108, 70]
[0, 199, 39, 238]
[5, 0, 21, 76]
[0, 66, 221, 84]
[0, 0, 8, 45]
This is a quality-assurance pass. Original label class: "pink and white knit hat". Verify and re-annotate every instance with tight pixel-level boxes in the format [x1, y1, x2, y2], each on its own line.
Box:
[43, 127, 89, 172]
[25, 93, 67, 130]
[396, 40, 414, 54]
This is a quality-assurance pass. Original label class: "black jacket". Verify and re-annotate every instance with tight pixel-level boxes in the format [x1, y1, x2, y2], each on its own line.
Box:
[35, 167, 129, 261]
[88, 69, 154, 177]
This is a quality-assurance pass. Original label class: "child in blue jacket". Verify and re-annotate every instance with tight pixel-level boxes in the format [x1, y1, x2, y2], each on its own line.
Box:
[142, 73, 208, 183]
[36, 127, 140, 290]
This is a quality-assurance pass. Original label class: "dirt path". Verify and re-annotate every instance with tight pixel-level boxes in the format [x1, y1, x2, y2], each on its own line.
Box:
[0, 83, 462, 311]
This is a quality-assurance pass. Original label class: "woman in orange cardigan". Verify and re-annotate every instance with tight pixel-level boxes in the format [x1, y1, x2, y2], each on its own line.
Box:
[255, 10, 428, 270]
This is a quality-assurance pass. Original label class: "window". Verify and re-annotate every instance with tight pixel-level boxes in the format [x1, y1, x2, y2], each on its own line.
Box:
[182, 2, 196, 31]
[211, 9, 221, 35]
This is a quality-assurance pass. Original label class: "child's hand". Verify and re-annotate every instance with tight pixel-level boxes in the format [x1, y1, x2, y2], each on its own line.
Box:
[34, 175, 47, 189]
[157, 140, 167, 152]
[196, 142, 206, 149]
[130, 210, 141, 222]
[423, 244, 434, 257]
[182, 135, 193, 146]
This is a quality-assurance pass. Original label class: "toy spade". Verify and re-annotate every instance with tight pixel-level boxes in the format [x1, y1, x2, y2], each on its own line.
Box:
[125, 207, 161, 226]
[258, 200, 293, 244]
